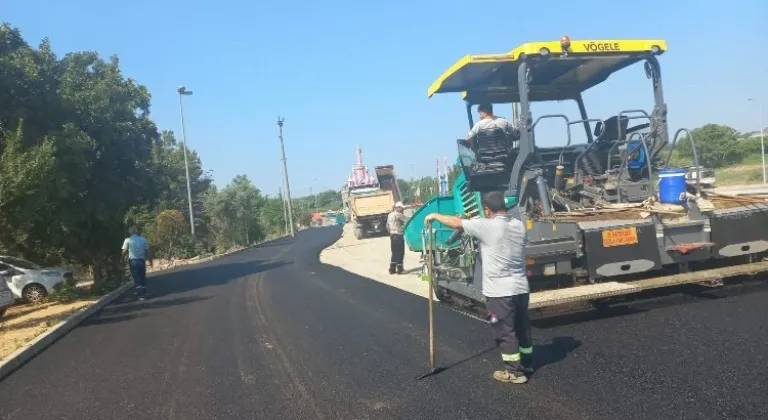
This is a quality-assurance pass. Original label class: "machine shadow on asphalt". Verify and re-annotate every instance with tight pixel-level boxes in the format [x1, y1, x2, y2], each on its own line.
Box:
[530, 278, 768, 329]
[531, 337, 583, 371]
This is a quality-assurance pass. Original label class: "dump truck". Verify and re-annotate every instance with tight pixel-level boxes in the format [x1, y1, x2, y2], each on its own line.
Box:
[404, 36, 768, 318]
[375, 165, 402, 203]
[349, 190, 396, 239]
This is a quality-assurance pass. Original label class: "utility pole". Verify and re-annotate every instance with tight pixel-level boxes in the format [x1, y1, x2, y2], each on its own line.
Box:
[749, 98, 766, 184]
[177, 86, 195, 236]
[277, 117, 295, 237]
[436, 158, 440, 198]
[310, 186, 315, 209]
[762, 104, 766, 184]
[279, 185, 288, 234]
[311, 177, 319, 209]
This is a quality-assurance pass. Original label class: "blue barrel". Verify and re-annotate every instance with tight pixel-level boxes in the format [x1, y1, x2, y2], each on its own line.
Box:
[658, 168, 687, 204]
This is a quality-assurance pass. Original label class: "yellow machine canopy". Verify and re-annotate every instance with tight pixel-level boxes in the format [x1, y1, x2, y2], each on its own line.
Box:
[427, 38, 667, 104]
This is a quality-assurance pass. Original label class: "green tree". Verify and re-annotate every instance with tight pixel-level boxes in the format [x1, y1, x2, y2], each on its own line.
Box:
[204, 175, 264, 251]
[151, 210, 188, 259]
[0, 25, 160, 289]
[260, 196, 288, 236]
[312, 189, 343, 211]
[676, 124, 743, 168]
[737, 135, 764, 157]
[147, 130, 212, 228]
[397, 179, 412, 203]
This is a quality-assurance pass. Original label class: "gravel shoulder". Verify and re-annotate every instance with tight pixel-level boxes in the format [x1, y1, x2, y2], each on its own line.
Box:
[0, 299, 99, 360]
[319, 223, 434, 299]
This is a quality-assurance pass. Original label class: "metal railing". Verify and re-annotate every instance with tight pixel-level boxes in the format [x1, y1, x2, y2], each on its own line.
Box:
[663, 128, 702, 191]
[574, 110, 654, 182]
[530, 114, 607, 167]
[614, 132, 655, 203]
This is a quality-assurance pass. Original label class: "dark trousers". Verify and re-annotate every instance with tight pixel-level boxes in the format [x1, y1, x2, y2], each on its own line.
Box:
[128, 258, 147, 295]
[487, 294, 534, 375]
[389, 234, 405, 272]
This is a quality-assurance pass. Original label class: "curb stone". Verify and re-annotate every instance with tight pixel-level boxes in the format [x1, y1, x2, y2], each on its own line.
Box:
[0, 282, 132, 382]
[0, 233, 292, 382]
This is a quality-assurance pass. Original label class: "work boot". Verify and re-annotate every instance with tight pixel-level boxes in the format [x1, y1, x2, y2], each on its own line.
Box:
[493, 370, 528, 384]
[389, 264, 396, 275]
[396, 264, 404, 274]
[521, 354, 535, 375]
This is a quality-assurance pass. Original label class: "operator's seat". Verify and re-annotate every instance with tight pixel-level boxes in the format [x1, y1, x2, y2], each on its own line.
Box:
[457, 128, 517, 192]
[579, 115, 629, 176]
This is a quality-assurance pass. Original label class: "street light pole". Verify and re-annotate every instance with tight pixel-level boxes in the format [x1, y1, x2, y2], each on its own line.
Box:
[177, 86, 196, 235]
[760, 103, 766, 185]
[748, 98, 766, 184]
[277, 117, 295, 237]
[311, 177, 319, 209]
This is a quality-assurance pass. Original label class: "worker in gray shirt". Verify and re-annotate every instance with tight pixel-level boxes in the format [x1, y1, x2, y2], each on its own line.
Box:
[387, 202, 408, 274]
[425, 191, 533, 384]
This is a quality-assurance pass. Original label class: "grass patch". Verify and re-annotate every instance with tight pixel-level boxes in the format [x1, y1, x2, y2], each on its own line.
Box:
[740, 153, 765, 166]
[666, 151, 765, 186]
[716, 166, 764, 186]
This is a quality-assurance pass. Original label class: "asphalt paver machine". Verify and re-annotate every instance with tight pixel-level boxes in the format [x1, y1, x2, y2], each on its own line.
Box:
[404, 37, 768, 316]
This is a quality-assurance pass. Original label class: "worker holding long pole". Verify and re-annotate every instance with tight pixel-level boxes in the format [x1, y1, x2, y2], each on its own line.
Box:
[425, 191, 533, 384]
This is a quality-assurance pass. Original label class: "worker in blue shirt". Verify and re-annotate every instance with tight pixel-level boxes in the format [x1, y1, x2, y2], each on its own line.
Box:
[122, 226, 153, 300]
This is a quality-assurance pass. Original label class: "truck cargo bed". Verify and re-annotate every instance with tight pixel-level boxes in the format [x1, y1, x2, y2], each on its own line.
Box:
[375, 165, 402, 203]
[351, 191, 394, 217]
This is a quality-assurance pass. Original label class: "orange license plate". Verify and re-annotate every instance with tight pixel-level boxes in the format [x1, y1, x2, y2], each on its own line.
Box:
[602, 227, 639, 247]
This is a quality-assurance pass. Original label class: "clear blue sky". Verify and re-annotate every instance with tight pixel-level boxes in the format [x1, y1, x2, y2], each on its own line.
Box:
[4, 0, 767, 197]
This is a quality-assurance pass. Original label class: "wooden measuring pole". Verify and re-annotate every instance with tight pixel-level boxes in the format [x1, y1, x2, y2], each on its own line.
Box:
[427, 222, 436, 371]
[416, 222, 444, 380]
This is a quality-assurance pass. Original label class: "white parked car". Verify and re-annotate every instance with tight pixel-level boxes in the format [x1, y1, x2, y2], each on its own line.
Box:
[0, 256, 74, 303]
[0, 278, 13, 317]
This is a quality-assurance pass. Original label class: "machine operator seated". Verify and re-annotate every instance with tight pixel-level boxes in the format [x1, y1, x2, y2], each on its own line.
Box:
[458, 103, 520, 170]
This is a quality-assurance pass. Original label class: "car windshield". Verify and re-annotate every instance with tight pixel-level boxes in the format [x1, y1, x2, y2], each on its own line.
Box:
[0, 257, 42, 269]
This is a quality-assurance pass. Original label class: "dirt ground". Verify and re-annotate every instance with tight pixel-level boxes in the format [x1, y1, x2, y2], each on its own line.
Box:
[320, 223, 436, 300]
[0, 299, 99, 360]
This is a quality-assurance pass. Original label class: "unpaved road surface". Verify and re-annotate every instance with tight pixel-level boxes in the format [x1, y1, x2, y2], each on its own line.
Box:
[320, 223, 431, 299]
[0, 227, 766, 420]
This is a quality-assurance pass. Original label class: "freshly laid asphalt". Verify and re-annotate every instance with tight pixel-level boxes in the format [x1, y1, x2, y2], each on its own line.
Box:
[1, 226, 766, 420]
